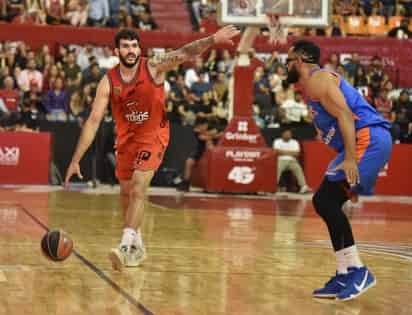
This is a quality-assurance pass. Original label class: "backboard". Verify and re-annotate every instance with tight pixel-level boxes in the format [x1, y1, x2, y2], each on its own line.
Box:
[218, 0, 331, 27]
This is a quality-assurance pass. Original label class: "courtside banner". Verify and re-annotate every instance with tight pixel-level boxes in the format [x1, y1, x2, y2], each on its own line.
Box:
[0, 132, 51, 184]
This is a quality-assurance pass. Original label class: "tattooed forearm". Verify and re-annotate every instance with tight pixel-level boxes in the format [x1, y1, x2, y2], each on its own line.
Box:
[180, 36, 215, 56]
[149, 36, 215, 73]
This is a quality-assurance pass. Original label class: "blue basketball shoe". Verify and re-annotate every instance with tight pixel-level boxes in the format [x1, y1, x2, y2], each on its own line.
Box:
[337, 266, 376, 301]
[313, 272, 351, 298]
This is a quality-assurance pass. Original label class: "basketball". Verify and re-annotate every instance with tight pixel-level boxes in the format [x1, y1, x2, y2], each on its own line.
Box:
[41, 229, 73, 262]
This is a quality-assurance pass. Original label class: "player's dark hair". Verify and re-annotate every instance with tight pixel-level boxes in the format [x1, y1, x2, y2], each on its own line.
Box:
[291, 40, 320, 65]
[114, 28, 140, 48]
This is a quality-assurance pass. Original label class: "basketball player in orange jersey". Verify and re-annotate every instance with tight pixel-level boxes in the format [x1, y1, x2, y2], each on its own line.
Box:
[64, 26, 239, 271]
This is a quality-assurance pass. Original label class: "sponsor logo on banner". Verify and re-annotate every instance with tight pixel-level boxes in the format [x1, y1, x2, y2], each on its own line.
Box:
[225, 150, 261, 162]
[237, 121, 248, 132]
[228, 166, 255, 184]
[225, 132, 259, 143]
[0, 146, 20, 166]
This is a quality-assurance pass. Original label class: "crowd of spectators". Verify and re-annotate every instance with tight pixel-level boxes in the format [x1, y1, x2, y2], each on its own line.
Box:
[0, 40, 411, 143]
[0, 0, 157, 30]
[197, 0, 412, 38]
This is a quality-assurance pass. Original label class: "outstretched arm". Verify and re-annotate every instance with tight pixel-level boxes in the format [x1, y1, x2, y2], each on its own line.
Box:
[148, 25, 240, 76]
[64, 75, 110, 186]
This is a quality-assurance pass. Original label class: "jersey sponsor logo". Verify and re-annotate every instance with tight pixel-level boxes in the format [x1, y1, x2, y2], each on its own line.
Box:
[225, 150, 261, 161]
[0, 146, 20, 166]
[228, 166, 255, 184]
[125, 101, 138, 107]
[125, 111, 149, 123]
[114, 86, 122, 94]
[136, 150, 151, 165]
[323, 127, 336, 145]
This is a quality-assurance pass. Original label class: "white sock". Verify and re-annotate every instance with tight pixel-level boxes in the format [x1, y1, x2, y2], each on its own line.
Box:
[335, 249, 348, 274]
[341, 245, 364, 269]
[120, 227, 136, 249]
[133, 229, 143, 248]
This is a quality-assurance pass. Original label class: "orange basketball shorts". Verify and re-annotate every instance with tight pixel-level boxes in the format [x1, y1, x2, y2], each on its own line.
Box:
[115, 134, 169, 180]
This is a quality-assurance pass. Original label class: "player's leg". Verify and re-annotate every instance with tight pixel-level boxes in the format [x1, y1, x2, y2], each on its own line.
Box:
[336, 126, 392, 301]
[177, 157, 196, 192]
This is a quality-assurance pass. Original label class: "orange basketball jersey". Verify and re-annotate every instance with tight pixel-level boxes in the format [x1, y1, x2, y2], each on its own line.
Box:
[107, 57, 170, 150]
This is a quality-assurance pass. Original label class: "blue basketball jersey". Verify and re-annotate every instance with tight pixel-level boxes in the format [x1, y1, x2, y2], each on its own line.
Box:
[306, 69, 391, 152]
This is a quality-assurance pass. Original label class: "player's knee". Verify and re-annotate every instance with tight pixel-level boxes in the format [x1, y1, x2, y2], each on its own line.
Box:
[312, 189, 327, 217]
[129, 185, 145, 201]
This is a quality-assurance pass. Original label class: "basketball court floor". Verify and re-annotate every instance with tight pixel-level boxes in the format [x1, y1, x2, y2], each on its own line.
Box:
[0, 185, 411, 315]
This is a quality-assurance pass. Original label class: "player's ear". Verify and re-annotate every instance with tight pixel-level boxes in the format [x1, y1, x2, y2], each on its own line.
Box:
[114, 47, 119, 57]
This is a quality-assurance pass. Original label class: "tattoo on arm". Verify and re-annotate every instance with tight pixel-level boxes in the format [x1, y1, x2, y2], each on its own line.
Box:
[149, 36, 215, 73]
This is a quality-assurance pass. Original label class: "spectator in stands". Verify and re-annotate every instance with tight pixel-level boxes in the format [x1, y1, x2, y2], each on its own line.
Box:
[353, 65, 368, 88]
[275, 80, 294, 106]
[191, 70, 212, 99]
[135, 9, 157, 30]
[279, 91, 310, 126]
[196, 91, 216, 119]
[44, 76, 67, 121]
[380, 0, 396, 18]
[66, 0, 88, 26]
[76, 43, 95, 70]
[344, 53, 363, 80]
[217, 49, 233, 75]
[4, 0, 25, 22]
[327, 16, 345, 37]
[269, 64, 287, 94]
[25, 0, 46, 24]
[178, 91, 198, 126]
[17, 59, 43, 92]
[87, 0, 110, 26]
[393, 90, 412, 142]
[0, 76, 19, 112]
[399, 0, 412, 16]
[185, 56, 209, 88]
[253, 66, 272, 122]
[20, 91, 42, 130]
[273, 129, 311, 193]
[324, 53, 340, 70]
[81, 62, 102, 90]
[44, 0, 66, 25]
[43, 64, 60, 92]
[388, 18, 412, 38]
[98, 45, 119, 70]
[63, 51, 82, 88]
[212, 71, 228, 105]
[67, 90, 85, 121]
[169, 74, 188, 104]
[205, 49, 219, 79]
[199, 7, 219, 33]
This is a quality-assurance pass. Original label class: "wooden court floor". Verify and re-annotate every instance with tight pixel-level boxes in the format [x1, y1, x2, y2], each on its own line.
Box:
[0, 186, 411, 315]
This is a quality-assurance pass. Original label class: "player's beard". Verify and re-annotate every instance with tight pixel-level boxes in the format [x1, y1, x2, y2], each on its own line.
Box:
[287, 65, 300, 84]
[119, 52, 139, 68]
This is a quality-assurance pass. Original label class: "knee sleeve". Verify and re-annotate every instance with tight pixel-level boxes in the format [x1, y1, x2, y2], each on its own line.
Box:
[312, 178, 350, 218]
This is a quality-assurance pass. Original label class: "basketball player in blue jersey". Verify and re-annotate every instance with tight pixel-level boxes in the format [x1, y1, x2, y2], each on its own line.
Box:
[285, 40, 392, 301]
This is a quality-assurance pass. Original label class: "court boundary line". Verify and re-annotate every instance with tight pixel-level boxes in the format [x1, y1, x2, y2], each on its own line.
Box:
[15, 203, 154, 315]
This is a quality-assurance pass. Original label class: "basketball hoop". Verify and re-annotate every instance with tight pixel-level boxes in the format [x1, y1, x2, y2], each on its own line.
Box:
[265, 13, 289, 45]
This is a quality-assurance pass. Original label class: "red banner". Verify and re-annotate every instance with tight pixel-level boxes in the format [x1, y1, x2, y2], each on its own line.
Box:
[302, 141, 412, 196]
[0, 132, 51, 185]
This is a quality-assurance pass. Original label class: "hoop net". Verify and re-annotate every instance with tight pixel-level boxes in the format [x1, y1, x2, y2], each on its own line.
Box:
[265, 13, 289, 45]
